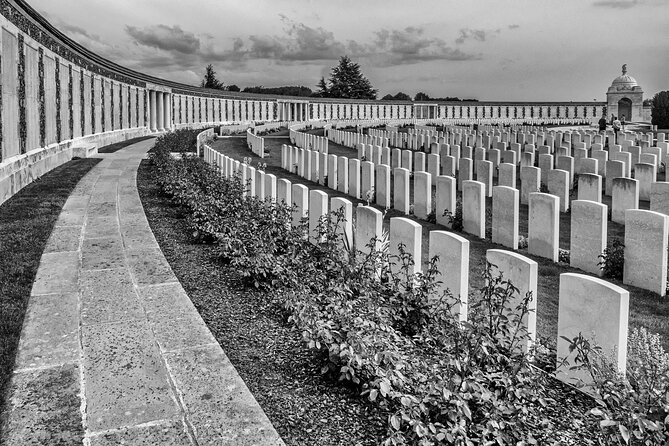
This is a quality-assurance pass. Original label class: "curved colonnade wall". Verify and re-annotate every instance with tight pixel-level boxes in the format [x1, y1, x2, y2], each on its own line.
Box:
[0, 0, 606, 205]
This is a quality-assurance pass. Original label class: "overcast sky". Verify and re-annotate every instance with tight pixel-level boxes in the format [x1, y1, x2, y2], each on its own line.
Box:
[29, 0, 669, 101]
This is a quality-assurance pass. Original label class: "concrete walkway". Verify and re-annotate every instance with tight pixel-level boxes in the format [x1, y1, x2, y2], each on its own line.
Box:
[2, 139, 284, 445]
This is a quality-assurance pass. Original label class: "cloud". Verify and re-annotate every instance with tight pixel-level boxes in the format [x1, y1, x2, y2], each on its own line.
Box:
[455, 28, 503, 44]
[593, 0, 640, 8]
[368, 27, 478, 64]
[119, 19, 479, 84]
[125, 24, 201, 54]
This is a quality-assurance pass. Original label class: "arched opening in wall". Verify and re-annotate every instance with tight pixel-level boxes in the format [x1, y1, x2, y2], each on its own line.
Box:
[618, 97, 632, 122]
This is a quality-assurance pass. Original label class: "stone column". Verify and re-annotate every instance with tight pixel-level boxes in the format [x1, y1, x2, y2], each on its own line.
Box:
[149, 90, 157, 131]
[163, 93, 171, 130]
[156, 92, 164, 131]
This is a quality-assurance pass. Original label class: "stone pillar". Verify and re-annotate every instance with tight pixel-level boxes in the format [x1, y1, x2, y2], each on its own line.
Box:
[157, 90, 165, 131]
[149, 90, 157, 131]
[163, 92, 171, 130]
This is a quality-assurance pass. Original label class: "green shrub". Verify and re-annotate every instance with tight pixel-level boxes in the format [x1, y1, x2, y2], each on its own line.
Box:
[444, 197, 463, 231]
[153, 128, 200, 153]
[598, 239, 625, 280]
[562, 328, 669, 444]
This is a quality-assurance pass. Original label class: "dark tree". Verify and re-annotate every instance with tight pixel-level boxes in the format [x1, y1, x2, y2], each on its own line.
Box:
[326, 56, 377, 100]
[201, 64, 224, 90]
[393, 92, 411, 101]
[227, 84, 240, 92]
[314, 77, 329, 98]
[243, 86, 312, 97]
[381, 94, 394, 100]
[651, 91, 669, 129]
[414, 92, 431, 101]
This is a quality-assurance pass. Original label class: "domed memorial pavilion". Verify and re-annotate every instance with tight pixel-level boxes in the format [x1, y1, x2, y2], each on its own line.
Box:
[606, 64, 648, 123]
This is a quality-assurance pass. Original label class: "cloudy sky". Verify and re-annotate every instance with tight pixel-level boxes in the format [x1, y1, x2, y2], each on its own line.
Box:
[30, 0, 669, 101]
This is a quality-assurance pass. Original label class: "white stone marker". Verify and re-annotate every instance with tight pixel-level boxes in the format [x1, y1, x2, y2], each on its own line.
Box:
[650, 182, 669, 216]
[264, 173, 277, 202]
[498, 163, 516, 188]
[361, 161, 375, 201]
[389, 217, 422, 280]
[578, 173, 602, 203]
[528, 192, 559, 262]
[255, 170, 266, 200]
[557, 156, 575, 189]
[605, 160, 625, 196]
[435, 175, 456, 228]
[624, 209, 669, 296]
[538, 154, 554, 184]
[309, 150, 319, 181]
[476, 160, 493, 198]
[556, 273, 629, 386]
[463, 180, 485, 239]
[355, 205, 383, 254]
[391, 148, 401, 169]
[337, 156, 349, 194]
[414, 172, 432, 220]
[427, 153, 440, 179]
[570, 200, 607, 276]
[580, 158, 598, 175]
[520, 166, 540, 205]
[375, 164, 391, 209]
[327, 154, 338, 190]
[348, 158, 361, 199]
[393, 168, 411, 215]
[429, 231, 469, 321]
[331, 197, 353, 250]
[634, 163, 656, 201]
[492, 186, 519, 249]
[291, 184, 308, 227]
[442, 155, 456, 177]
[592, 150, 608, 178]
[548, 169, 570, 212]
[612, 178, 638, 224]
[458, 158, 473, 191]
[277, 178, 292, 205]
[319, 152, 328, 185]
[308, 190, 329, 245]
[486, 249, 538, 352]
[414, 152, 426, 172]
[401, 150, 413, 171]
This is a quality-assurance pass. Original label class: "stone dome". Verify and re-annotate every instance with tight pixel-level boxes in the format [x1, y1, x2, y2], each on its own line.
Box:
[610, 64, 638, 89]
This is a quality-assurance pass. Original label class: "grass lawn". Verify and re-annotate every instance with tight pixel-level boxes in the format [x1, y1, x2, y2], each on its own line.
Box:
[211, 128, 669, 352]
[0, 157, 101, 417]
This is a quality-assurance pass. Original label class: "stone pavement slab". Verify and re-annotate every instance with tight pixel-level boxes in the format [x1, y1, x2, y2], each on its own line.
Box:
[2, 138, 285, 445]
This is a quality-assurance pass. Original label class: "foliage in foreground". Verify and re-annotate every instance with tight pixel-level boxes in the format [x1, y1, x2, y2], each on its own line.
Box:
[563, 327, 669, 445]
[149, 135, 667, 444]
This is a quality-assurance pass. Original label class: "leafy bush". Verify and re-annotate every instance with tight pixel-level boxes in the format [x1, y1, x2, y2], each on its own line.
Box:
[562, 328, 669, 444]
[598, 239, 625, 280]
[153, 128, 200, 153]
[558, 249, 570, 264]
[518, 235, 528, 249]
[149, 132, 600, 444]
[444, 197, 463, 231]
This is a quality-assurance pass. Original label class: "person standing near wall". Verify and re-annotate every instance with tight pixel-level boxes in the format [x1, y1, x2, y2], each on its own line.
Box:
[612, 116, 622, 143]
[621, 115, 626, 132]
[598, 114, 607, 133]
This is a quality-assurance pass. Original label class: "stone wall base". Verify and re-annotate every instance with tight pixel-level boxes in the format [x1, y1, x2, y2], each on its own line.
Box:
[0, 128, 152, 206]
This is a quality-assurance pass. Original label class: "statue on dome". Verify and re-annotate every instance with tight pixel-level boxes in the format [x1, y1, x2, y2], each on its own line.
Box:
[622, 64, 627, 75]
